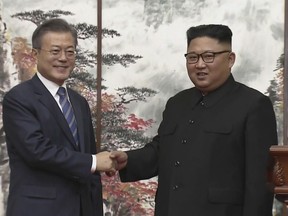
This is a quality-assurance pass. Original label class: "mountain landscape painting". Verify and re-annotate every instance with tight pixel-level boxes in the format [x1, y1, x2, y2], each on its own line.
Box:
[0, 0, 284, 215]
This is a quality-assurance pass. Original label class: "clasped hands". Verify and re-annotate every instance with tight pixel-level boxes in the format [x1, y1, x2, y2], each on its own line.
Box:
[96, 151, 128, 175]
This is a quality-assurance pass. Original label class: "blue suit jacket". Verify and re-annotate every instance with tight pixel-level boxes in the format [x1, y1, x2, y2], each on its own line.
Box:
[3, 75, 103, 216]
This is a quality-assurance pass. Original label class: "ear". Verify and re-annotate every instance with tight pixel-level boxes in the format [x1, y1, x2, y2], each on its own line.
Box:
[31, 48, 38, 58]
[228, 52, 236, 68]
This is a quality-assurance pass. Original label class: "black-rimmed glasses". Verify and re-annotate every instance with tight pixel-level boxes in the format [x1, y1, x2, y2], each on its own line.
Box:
[184, 50, 231, 64]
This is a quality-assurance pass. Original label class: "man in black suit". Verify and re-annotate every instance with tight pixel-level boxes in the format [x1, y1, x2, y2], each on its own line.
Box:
[111, 24, 278, 216]
[3, 18, 114, 216]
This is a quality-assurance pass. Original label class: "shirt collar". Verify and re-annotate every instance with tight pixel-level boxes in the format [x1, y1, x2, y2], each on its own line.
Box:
[197, 74, 236, 108]
[37, 72, 67, 97]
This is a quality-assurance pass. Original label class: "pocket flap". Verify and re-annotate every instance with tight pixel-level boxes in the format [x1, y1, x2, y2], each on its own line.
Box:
[208, 187, 243, 204]
[21, 185, 56, 199]
[204, 122, 232, 134]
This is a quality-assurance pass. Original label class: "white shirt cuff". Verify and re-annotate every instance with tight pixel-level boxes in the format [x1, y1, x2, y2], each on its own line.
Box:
[91, 154, 97, 173]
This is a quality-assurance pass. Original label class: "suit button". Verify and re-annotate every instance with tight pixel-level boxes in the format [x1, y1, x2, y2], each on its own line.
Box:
[181, 139, 187, 144]
[173, 185, 179, 190]
[174, 161, 180, 166]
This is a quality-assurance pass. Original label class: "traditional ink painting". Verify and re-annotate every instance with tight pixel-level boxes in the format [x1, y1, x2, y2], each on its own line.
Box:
[0, 0, 284, 215]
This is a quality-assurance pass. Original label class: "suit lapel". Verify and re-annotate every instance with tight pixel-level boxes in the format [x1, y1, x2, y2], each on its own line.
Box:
[31, 76, 78, 150]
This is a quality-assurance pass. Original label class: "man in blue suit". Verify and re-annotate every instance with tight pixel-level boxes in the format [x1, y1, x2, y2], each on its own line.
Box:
[2, 18, 114, 216]
[111, 24, 278, 216]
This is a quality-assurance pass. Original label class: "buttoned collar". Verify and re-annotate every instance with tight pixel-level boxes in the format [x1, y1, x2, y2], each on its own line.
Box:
[192, 74, 236, 108]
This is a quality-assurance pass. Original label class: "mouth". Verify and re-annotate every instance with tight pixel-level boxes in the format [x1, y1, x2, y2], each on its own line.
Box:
[54, 65, 68, 68]
[196, 72, 208, 77]
[54, 65, 69, 73]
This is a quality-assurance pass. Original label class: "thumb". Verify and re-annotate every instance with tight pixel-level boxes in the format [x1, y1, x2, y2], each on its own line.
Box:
[109, 152, 117, 159]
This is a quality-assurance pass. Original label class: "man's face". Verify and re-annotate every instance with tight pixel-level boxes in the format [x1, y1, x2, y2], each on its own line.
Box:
[186, 36, 235, 94]
[33, 32, 76, 86]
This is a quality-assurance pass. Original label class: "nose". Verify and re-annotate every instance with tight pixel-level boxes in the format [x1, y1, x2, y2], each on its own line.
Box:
[58, 50, 68, 60]
[195, 56, 206, 68]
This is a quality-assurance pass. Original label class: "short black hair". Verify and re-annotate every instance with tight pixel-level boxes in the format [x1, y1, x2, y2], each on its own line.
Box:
[32, 18, 78, 49]
[186, 24, 232, 47]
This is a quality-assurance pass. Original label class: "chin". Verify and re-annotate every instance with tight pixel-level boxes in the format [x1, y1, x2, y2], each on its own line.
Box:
[194, 81, 209, 88]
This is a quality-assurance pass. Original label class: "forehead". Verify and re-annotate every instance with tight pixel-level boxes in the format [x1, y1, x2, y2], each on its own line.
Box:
[40, 31, 75, 47]
[187, 36, 229, 52]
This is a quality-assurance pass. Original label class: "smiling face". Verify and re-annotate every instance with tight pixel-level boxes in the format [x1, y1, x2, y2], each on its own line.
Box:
[186, 36, 235, 95]
[33, 31, 76, 86]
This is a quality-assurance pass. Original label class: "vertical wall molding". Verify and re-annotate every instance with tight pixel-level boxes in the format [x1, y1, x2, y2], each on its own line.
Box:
[96, 0, 102, 152]
[284, 0, 288, 145]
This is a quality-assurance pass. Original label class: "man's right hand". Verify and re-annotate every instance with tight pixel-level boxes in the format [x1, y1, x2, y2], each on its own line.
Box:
[105, 151, 128, 177]
[95, 151, 117, 172]
[110, 151, 128, 170]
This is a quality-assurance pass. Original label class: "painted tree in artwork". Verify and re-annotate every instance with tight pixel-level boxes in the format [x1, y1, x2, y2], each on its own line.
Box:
[266, 53, 284, 143]
[8, 9, 158, 215]
[102, 174, 156, 216]
[100, 88, 156, 151]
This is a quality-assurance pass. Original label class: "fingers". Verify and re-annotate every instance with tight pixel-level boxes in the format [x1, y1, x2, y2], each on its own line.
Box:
[105, 171, 116, 177]
[96, 151, 128, 172]
[110, 151, 128, 163]
[96, 151, 117, 172]
[110, 151, 128, 171]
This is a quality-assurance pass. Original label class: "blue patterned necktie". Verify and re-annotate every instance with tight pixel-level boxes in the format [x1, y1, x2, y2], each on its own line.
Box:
[57, 87, 79, 146]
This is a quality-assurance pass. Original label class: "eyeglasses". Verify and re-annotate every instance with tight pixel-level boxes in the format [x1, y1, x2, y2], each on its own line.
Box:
[184, 50, 231, 64]
[37, 48, 76, 59]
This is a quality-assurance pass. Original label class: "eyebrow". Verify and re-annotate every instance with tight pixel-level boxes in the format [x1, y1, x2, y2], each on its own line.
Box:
[186, 50, 215, 54]
[50, 45, 75, 49]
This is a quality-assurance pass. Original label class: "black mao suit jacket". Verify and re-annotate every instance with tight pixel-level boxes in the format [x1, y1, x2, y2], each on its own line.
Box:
[3, 75, 103, 216]
[120, 75, 278, 216]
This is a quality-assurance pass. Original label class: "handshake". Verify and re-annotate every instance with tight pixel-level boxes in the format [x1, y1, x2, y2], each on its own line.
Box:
[95, 151, 128, 174]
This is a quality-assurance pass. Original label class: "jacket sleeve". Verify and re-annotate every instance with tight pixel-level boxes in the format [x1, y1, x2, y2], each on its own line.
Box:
[243, 95, 277, 216]
[119, 135, 159, 182]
